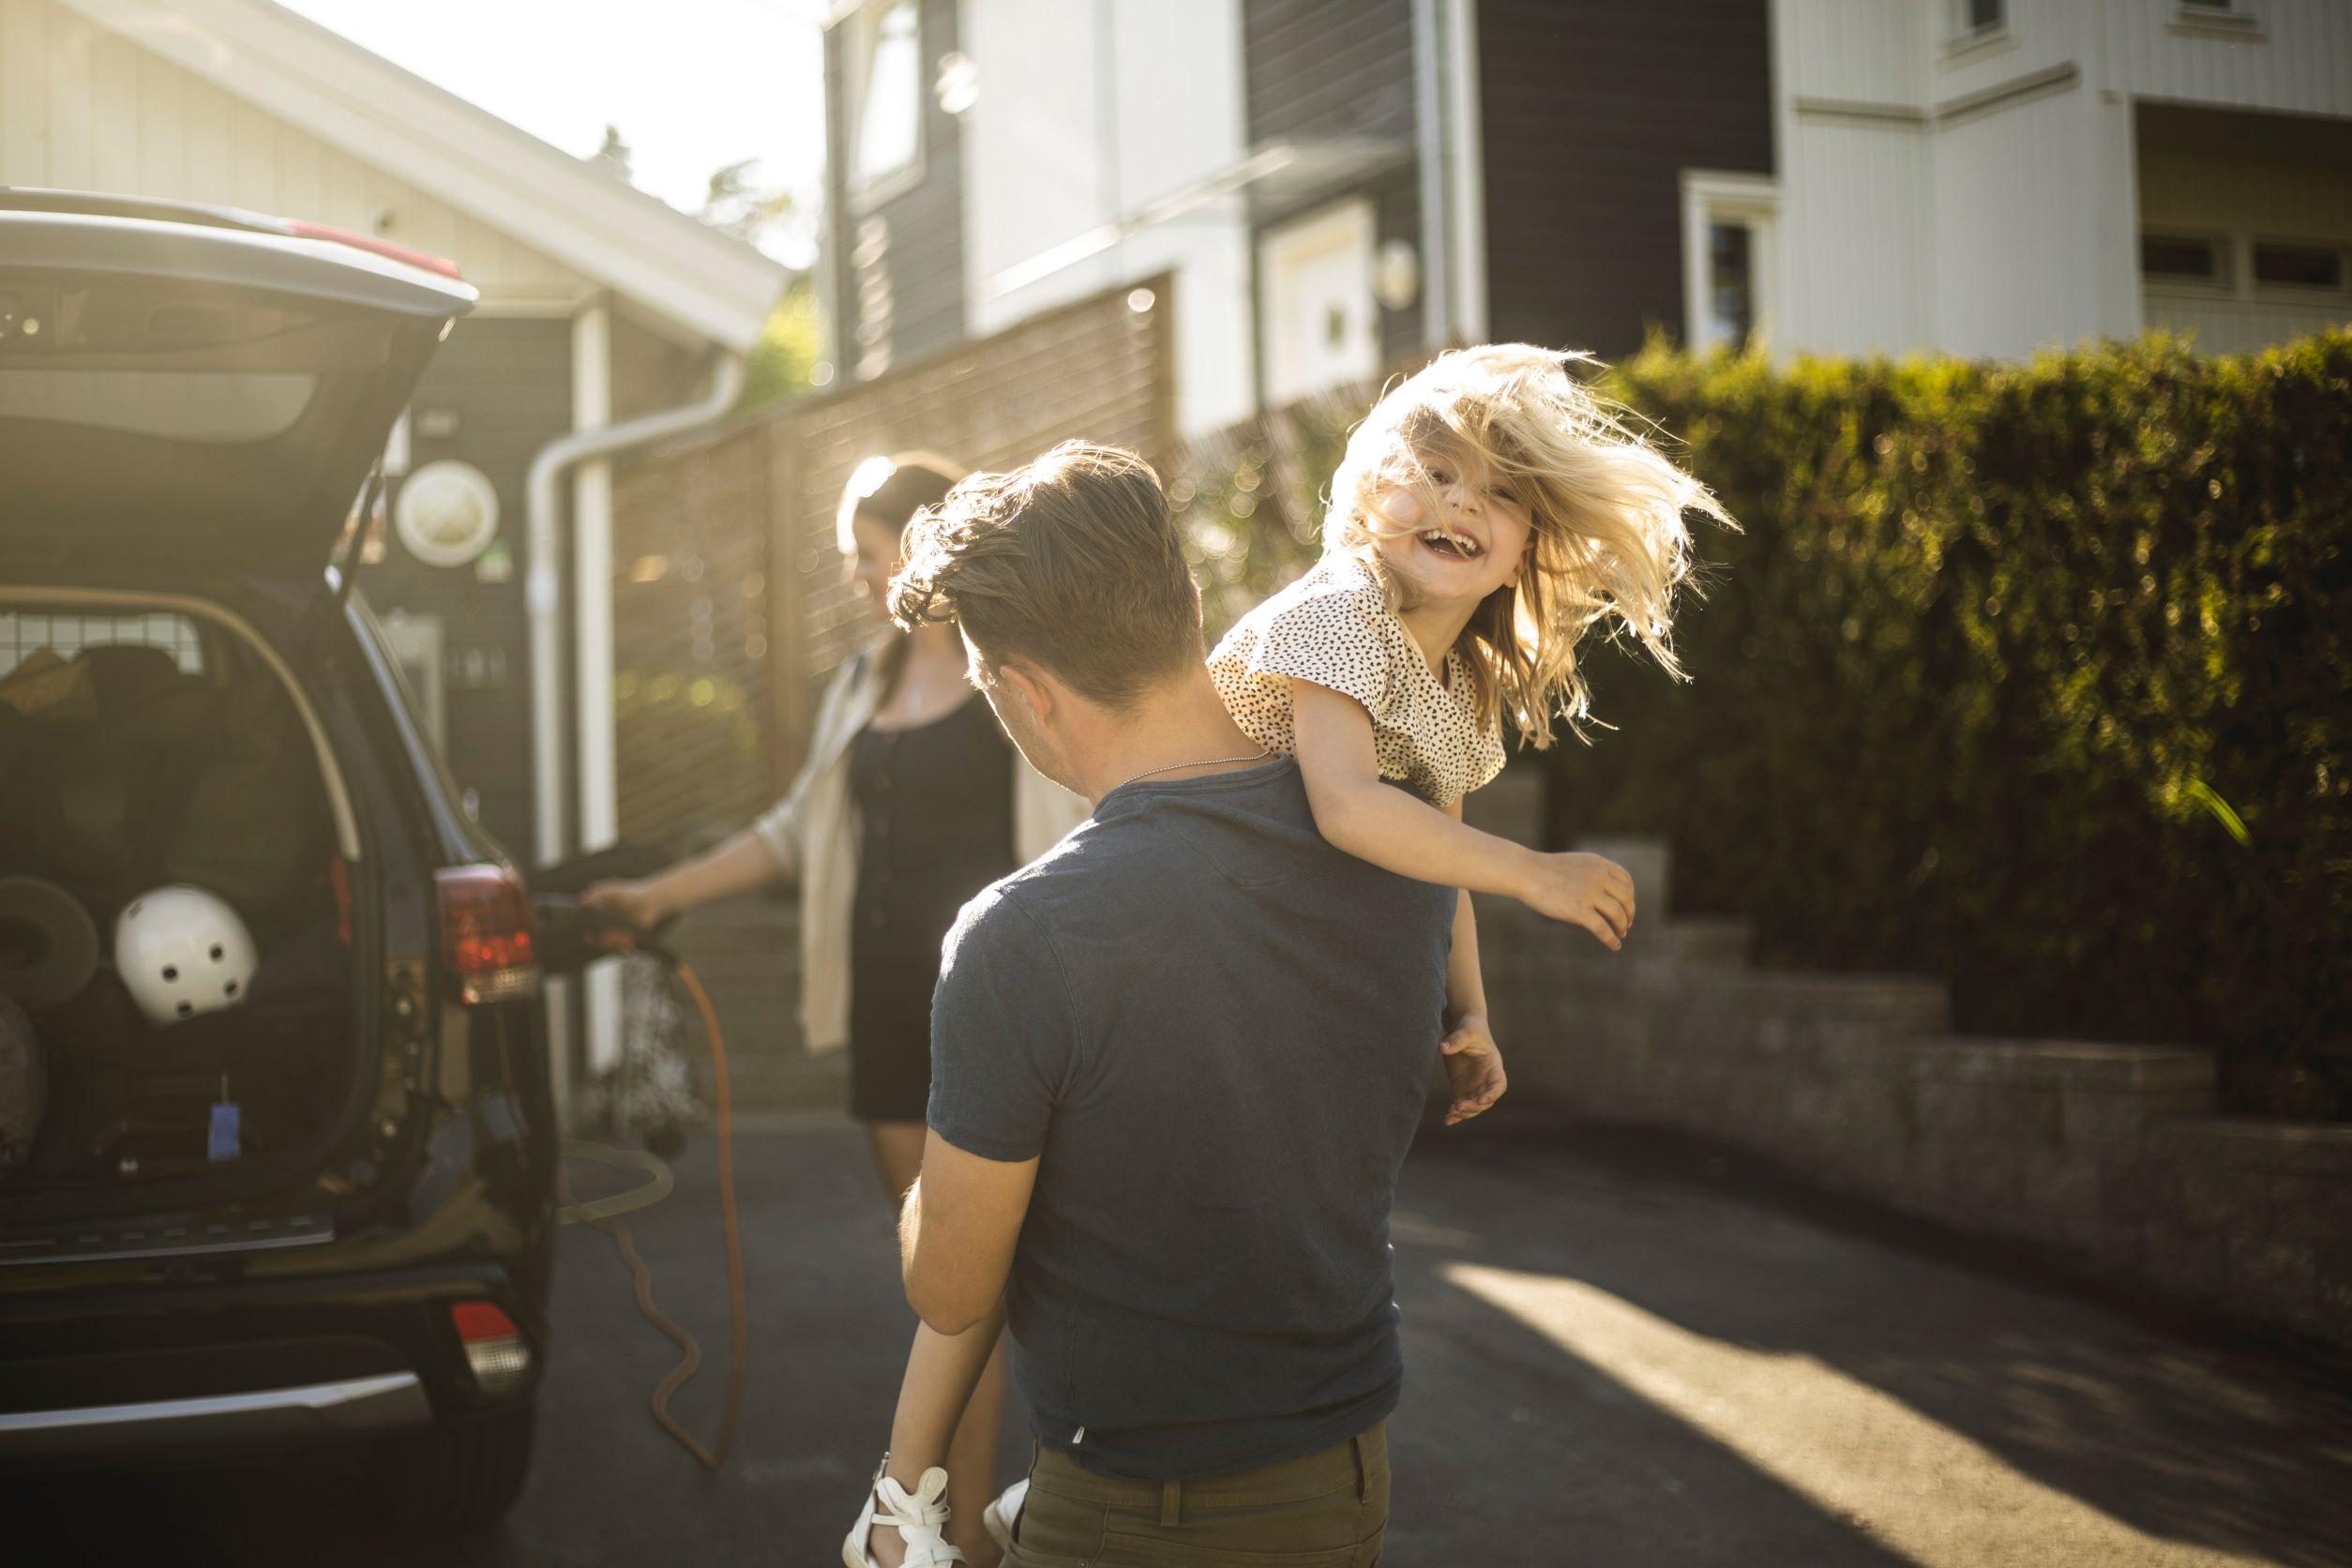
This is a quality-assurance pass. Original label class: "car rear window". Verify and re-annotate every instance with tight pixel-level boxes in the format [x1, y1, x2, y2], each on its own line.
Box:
[0, 369, 316, 442]
[0, 611, 205, 678]
[0, 279, 333, 444]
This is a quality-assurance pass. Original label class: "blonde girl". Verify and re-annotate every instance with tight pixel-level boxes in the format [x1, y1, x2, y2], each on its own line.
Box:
[1207, 343, 1730, 1089]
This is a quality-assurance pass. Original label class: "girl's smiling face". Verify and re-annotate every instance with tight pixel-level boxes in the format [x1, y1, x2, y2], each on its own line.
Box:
[1366, 445, 1535, 605]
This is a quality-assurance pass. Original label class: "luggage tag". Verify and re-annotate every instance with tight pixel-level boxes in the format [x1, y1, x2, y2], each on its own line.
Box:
[209, 1074, 241, 1163]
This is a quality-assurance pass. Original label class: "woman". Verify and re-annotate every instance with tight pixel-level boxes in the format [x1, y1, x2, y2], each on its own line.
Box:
[583, 453, 1080, 1567]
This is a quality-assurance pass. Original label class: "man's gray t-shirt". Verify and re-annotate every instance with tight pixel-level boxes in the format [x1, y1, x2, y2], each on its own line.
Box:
[927, 758, 1455, 1481]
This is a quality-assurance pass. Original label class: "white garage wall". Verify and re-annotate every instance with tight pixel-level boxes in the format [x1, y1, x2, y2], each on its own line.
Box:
[1771, 0, 2348, 360]
[1931, 87, 2112, 358]
[959, 0, 1255, 437]
[0, 0, 591, 309]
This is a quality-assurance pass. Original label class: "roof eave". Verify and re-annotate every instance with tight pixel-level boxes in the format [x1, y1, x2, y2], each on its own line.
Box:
[65, 0, 788, 351]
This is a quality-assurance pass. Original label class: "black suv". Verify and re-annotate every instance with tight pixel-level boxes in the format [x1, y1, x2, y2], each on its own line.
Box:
[0, 191, 556, 1530]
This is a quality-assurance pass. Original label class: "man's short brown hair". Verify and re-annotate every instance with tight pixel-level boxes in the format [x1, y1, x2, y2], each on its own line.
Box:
[888, 442, 1202, 708]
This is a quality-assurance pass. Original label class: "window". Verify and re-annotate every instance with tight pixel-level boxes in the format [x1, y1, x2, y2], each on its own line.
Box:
[846, 1, 923, 205]
[2141, 233, 2226, 285]
[1259, 201, 1379, 406]
[1708, 222, 1756, 349]
[2173, 0, 2259, 33]
[0, 611, 204, 678]
[2253, 242, 2344, 290]
[1954, 0, 2005, 37]
[1681, 172, 1776, 354]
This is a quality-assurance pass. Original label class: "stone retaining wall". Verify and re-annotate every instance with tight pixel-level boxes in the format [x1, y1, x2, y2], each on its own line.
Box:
[1476, 837, 2352, 1349]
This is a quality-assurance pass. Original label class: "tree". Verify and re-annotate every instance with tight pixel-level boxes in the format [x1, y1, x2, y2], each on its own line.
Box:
[700, 158, 799, 246]
[737, 276, 822, 412]
[593, 125, 633, 182]
[699, 158, 822, 411]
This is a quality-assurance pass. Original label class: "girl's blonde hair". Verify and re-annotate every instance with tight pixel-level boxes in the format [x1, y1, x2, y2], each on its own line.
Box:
[1326, 343, 1730, 748]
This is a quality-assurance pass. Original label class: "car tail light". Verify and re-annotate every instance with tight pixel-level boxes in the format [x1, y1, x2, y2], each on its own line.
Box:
[282, 219, 464, 279]
[436, 865, 540, 1004]
[452, 1301, 532, 1395]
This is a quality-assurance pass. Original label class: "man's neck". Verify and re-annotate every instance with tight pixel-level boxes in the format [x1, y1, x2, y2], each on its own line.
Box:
[1072, 669, 1266, 806]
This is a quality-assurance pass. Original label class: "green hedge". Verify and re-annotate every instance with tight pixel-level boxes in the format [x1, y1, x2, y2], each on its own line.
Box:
[1174, 332, 2352, 1115]
[1560, 331, 2352, 1116]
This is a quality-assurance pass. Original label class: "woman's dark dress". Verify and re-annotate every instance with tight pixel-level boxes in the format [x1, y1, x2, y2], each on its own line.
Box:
[846, 694, 1017, 1122]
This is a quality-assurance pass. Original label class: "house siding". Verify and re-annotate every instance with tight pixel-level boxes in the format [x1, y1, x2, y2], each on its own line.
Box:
[1478, 0, 1774, 358]
[0, 0, 592, 308]
[613, 280, 1171, 849]
[1244, 0, 1425, 361]
[826, 0, 968, 380]
[375, 318, 573, 864]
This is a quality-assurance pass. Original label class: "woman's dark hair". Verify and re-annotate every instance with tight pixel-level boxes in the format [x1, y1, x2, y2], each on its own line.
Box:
[836, 452, 963, 552]
[839, 453, 966, 694]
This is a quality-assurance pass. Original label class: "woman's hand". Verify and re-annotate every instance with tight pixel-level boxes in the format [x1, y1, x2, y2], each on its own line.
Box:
[1515, 852, 1634, 949]
[580, 878, 666, 931]
[1440, 1014, 1508, 1125]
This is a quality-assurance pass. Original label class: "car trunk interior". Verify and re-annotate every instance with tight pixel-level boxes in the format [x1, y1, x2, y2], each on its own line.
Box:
[0, 595, 368, 1222]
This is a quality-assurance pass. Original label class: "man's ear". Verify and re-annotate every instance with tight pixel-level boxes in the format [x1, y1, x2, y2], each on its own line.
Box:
[992, 658, 1054, 727]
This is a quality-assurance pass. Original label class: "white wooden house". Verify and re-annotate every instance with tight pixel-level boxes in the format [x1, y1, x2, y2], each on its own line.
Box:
[1731, 0, 2352, 359]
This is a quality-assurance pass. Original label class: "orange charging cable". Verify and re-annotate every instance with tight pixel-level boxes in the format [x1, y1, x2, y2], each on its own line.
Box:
[558, 956, 747, 1471]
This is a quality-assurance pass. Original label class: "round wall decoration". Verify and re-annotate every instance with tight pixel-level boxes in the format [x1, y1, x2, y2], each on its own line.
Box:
[394, 460, 502, 567]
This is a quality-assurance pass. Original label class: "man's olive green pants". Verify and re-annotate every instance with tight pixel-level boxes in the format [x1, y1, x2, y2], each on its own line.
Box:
[1001, 1423, 1388, 1566]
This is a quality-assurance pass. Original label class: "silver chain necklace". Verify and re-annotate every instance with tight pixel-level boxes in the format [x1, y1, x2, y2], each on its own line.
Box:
[1121, 747, 1272, 790]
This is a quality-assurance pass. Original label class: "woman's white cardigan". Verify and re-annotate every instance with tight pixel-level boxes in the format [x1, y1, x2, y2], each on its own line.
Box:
[748, 641, 1087, 1056]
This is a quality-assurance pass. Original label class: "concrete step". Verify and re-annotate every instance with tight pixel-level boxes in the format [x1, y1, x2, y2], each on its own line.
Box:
[1664, 917, 1751, 968]
[660, 897, 803, 1057]
[699, 1048, 847, 1116]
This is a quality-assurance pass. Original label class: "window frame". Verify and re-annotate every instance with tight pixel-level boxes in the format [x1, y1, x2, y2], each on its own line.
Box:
[1258, 198, 1380, 408]
[1950, 0, 2009, 43]
[2138, 229, 2234, 293]
[2170, 0, 2262, 36]
[1680, 171, 1778, 354]
[2250, 237, 2349, 294]
[841, 0, 927, 214]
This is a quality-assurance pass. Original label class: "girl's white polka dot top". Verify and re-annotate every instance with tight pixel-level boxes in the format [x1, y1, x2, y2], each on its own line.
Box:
[1208, 553, 1506, 809]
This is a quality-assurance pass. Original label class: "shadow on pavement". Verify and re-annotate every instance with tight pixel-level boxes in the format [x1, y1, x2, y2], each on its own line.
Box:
[1395, 1107, 2352, 1568]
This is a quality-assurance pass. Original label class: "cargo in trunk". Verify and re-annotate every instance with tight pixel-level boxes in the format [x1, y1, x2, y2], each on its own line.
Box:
[0, 605, 358, 1206]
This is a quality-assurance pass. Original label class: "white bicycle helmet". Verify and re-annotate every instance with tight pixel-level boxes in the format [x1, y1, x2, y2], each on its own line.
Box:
[114, 885, 257, 1026]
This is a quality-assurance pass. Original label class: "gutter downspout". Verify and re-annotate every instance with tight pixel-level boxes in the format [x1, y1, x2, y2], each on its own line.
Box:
[1445, 0, 1487, 342]
[526, 346, 745, 1129]
[1412, 0, 1451, 351]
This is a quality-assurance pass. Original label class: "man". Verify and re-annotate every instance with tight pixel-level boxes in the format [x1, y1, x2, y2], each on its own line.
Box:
[885, 442, 1506, 1564]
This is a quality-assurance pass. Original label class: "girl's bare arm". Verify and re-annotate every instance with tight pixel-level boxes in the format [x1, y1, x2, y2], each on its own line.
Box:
[1287, 678, 1635, 949]
[882, 1309, 1004, 1492]
[1440, 878, 1507, 1123]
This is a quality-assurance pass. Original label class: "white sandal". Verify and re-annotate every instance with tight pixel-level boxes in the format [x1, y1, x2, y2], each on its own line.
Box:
[981, 1478, 1029, 1553]
[842, 1456, 967, 1568]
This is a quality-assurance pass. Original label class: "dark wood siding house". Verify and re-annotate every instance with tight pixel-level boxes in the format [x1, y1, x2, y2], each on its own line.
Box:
[1237, 0, 1773, 369]
[374, 320, 575, 861]
[1477, 0, 1774, 358]
[816, 0, 1775, 423]
[825, 0, 969, 381]
[1244, 0, 1426, 368]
